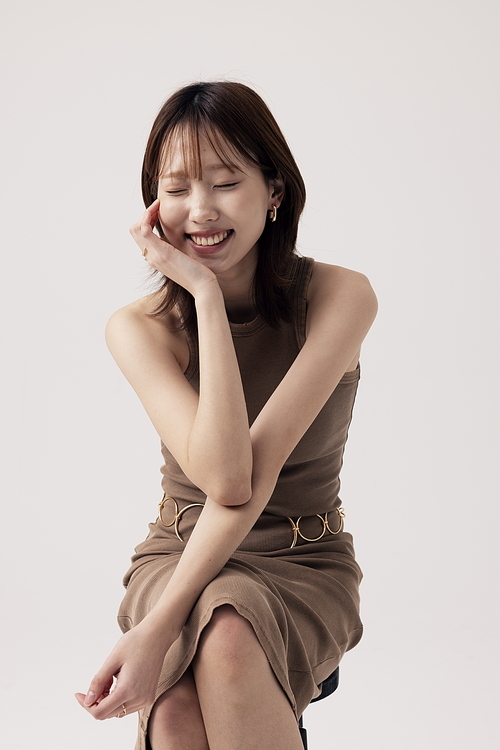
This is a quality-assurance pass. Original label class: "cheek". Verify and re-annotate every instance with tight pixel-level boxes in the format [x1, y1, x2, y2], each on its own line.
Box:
[158, 199, 173, 222]
[156, 201, 186, 247]
[158, 199, 183, 230]
[241, 195, 268, 236]
[233, 189, 268, 226]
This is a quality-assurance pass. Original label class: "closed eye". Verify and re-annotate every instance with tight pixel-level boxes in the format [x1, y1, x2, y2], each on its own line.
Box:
[164, 182, 238, 194]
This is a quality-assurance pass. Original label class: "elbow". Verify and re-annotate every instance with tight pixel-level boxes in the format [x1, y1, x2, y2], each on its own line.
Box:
[209, 478, 253, 507]
[203, 454, 253, 506]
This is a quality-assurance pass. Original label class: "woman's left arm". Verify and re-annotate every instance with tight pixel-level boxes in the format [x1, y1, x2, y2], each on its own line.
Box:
[76, 264, 377, 720]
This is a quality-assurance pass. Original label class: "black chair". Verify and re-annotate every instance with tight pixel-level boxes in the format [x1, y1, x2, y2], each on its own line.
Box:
[298, 667, 339, 749]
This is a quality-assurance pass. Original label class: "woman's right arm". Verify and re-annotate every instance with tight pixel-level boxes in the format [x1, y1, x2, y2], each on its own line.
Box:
[105, 201, 253, 506]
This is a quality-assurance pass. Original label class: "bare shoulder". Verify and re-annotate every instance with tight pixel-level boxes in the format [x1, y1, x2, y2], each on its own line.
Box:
[307, 261, 377, 313]
[304, 262, 377, 370]
[105, 294, 189, 372]
[106, 295, 169, 349]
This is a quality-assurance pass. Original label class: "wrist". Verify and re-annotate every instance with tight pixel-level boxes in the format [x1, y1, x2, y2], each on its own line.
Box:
[193, 278, 224, 307]
[138, 583, 195, 640]
[136, 609, 183, 644]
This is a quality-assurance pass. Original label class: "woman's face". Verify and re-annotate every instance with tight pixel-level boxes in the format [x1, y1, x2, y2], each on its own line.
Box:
[157, 133, 279, 278]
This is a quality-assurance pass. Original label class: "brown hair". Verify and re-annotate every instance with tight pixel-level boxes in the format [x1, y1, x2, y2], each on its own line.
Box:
[142, 81, 306, 331]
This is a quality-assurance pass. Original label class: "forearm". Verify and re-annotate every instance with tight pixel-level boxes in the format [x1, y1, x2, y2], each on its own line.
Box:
[77, 462, 278, 720]
[121, 211, 253, 504]
[139, 464, 278, 639]
[186, 283, 253, 504]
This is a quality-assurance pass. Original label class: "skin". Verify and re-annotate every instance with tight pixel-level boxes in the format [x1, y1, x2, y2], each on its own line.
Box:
[75, 135, 378, 749]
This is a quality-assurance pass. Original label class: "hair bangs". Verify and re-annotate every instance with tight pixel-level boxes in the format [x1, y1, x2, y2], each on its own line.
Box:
[159, 119, 250, 183]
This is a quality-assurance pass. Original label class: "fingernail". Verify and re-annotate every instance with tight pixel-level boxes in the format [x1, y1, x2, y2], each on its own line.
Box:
[84, 691, 97, 706]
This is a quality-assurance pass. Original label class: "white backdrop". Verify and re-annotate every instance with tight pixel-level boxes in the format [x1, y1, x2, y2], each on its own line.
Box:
[1, 1, 498, 748]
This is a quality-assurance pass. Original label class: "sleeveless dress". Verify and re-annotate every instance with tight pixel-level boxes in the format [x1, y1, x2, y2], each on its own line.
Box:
[117, 256, 363, 749]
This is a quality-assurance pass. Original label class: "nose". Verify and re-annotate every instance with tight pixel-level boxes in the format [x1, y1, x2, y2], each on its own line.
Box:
[188, 186, 219, 223]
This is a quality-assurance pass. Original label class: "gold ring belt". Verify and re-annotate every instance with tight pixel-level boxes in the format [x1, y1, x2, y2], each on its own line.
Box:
[157, 494, 345, 549]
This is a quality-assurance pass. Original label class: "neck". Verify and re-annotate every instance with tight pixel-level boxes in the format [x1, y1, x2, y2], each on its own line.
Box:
[216, 248, 258, 323]
[220, 277, 257, 323]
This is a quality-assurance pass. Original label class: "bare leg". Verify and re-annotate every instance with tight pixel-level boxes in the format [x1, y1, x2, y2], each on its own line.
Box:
[192, 605, 304, 750]
[147, 667, 209, 750]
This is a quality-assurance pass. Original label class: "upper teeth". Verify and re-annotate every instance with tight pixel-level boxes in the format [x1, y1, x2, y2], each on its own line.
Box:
[190, 231, 230, 246]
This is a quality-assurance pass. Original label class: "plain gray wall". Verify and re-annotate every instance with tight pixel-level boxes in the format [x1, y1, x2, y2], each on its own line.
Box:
[1, 1, 498, 747]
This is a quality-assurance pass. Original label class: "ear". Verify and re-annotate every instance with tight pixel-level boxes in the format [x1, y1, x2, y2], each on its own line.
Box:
[268, 176, 284, 209]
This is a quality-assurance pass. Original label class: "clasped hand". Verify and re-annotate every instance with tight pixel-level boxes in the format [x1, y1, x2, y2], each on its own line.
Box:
[75, 621, 178, 721]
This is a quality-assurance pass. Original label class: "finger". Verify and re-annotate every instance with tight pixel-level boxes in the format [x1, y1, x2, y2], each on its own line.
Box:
[140, 213, 159, 238]
[82, 672, 114, 707]
[146, 198, 160, 211]
[85, 686, 141, 721]
[75, 691, 115, 716]
[144, 199, 161, 226]
[75, 692, 87, 707]
[129, 204, 159, 240]
[75, 691, 127, 720]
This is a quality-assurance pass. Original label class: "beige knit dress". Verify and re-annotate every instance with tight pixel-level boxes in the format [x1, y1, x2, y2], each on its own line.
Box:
[117, 255, 363, 749]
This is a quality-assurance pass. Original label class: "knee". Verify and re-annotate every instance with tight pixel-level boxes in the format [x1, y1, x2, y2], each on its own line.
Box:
[195, 605, 259, 674]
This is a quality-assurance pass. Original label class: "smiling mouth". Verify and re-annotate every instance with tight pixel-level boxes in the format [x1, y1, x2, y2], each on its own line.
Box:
[187, 230, 233, 247]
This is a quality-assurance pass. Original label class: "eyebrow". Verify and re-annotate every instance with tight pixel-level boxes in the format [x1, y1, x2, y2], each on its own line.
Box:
[160, 164, 236, 179]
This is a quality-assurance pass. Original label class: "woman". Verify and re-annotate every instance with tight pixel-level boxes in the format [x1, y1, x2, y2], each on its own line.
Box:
[75, 81, 377, 750]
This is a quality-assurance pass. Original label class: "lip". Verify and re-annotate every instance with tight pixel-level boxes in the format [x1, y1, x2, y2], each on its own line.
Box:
[186, 229, 233, 254]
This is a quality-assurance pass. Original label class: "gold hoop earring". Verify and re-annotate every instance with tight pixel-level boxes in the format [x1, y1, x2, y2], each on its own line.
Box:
[268, 205, 278, 222]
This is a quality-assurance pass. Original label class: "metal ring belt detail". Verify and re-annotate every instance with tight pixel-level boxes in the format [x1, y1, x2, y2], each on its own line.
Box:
[158, 494, 345, 548]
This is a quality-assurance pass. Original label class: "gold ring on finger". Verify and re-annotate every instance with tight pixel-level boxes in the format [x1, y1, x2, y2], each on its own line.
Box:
[141, 247, 148, 258]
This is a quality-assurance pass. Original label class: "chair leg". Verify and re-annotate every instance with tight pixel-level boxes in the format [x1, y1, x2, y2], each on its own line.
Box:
[298, 715, 308, 749]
